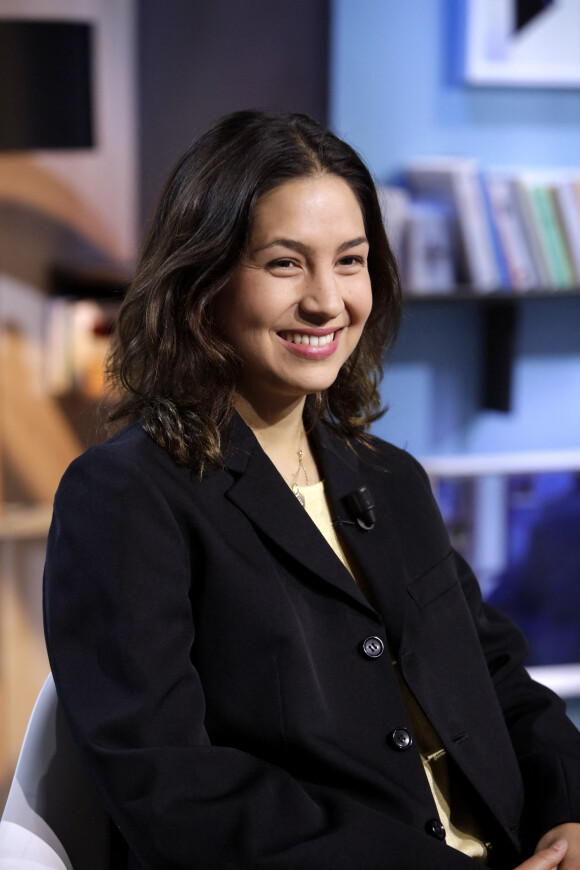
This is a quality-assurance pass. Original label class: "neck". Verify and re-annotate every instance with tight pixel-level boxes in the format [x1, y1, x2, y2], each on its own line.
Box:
[233, 393, 305, 446]
[233, 393, 320, 485]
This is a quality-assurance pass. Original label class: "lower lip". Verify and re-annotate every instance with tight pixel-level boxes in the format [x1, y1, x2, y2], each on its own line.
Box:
[278, 332, 341, 360]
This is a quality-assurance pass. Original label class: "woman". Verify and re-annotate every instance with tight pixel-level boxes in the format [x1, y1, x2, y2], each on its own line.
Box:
[43, 111, 580, 869]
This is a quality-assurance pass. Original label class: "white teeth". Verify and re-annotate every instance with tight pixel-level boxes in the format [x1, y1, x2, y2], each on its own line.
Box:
[285, 332, 335, 346]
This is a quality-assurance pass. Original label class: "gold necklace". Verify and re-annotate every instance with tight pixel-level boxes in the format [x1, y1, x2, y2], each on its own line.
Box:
[290, 429, 309, 507]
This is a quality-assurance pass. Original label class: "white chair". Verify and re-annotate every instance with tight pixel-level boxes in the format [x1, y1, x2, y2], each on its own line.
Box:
[0, 674, 110, 870]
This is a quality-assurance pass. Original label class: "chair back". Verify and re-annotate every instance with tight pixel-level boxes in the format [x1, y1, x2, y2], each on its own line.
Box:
[0, 674, 110, 870]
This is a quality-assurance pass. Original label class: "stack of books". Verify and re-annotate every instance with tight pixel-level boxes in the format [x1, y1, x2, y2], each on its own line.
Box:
[381, 159, 580, 294]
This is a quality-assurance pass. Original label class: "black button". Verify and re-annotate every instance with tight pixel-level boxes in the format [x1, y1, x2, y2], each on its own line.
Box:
[361, 636, 384, 658]
[426, 818, 446, 841]
[388, 728, 413, 751]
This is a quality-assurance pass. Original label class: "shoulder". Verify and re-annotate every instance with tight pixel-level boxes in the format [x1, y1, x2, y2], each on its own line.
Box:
[55, 422, 194, 511]
[361, 432, 425, 471]
[320, 422, 431, 485]
[67, 421, 185, 473]
[358, 434, 438, 511]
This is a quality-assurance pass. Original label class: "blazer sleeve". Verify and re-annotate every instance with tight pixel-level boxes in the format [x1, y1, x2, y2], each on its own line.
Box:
[43, 442, 478, 870]
[403, 453, 580, 852]
[453, 545, 580, 852]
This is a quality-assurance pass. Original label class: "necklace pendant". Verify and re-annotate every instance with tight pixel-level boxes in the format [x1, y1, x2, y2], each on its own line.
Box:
[289, 429, 308, 507]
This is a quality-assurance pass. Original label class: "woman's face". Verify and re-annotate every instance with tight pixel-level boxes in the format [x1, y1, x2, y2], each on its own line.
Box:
[216, 173, 373, 413]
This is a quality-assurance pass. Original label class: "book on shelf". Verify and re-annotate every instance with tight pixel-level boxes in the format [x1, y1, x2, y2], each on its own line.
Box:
[376, 184, 410, 272]
[551, 174, 580, 284]
[405, 157, 501, 292]
[377, 185, 457, 293]
[479, 173, 511, 290]
[481, 171, 539, 291]
[511, 176, 553, 289]
[401, 158, 580, 294]
[402, 199, 454, 293]
[518, 173, 576, 289]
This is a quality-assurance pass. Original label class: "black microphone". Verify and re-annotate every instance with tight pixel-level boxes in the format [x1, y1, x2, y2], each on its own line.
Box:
[344, 485, 376, 531]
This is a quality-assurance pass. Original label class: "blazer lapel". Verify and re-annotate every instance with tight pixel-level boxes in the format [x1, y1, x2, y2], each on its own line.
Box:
[224, 415, 377, 617]
[313, 425, 411, 655]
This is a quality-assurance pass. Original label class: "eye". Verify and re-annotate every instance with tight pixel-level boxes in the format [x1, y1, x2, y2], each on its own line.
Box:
[269, 258, 295, 268]
[337, 254, 365, 270]
[266, 258, 301, 274]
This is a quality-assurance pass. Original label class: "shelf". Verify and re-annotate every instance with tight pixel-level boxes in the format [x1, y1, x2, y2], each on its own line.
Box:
[403, 287, 580, 304]
[421, 449, 580, 478]
[402, 287, 580, 412]
[527, 664, 580, 699]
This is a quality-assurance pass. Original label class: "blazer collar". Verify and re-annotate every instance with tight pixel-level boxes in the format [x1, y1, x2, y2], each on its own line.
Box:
[223, 413, 379, 620]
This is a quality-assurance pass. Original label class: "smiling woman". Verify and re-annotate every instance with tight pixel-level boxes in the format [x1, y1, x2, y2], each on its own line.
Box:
[103, 111, 400, 475]
[42, 111, 580, 870]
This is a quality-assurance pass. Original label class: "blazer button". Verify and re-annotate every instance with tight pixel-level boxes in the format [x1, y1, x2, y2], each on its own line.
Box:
[425, 818, 446, 841]
[361, 636, 384, 658]
[388, 728, 413, 751]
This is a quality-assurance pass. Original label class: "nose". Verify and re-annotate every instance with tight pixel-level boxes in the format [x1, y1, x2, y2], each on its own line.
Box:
[298, 269, 344, 322]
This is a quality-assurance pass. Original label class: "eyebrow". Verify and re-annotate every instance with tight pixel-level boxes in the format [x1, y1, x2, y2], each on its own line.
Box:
[252, 236, 368, 257]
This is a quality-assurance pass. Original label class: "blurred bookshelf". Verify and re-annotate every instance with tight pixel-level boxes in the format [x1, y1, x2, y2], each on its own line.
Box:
[387, 161, 580, 294]
[1, 264, 129, 525]
[380, 162, 580, 412]
[0, 263, 129, 784]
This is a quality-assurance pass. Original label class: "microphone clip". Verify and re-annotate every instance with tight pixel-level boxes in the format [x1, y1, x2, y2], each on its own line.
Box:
[344, 485, 376, 531]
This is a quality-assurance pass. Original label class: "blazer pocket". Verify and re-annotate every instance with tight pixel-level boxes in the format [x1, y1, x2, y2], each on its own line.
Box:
[407, 551, 460, 610]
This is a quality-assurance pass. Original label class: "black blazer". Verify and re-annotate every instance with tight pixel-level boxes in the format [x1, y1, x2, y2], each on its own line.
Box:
[43, 416, 580, 870]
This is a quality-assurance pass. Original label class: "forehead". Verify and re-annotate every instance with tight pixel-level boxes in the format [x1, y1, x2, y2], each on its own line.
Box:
[250, 174, 365, 239]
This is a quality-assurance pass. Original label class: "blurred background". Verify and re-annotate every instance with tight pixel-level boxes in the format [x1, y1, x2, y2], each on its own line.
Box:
[1, 0, 579, 800]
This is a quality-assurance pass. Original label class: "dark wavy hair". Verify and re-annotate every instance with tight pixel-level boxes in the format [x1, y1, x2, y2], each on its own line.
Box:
[106, 110, 402, 471]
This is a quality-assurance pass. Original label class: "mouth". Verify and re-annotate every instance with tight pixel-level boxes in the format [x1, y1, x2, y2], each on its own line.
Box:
[278, 330, 337, 347]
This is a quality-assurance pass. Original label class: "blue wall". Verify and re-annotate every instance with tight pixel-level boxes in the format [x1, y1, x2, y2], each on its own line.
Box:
[330, 0, 580, 182]
[330, 0, 580, 458]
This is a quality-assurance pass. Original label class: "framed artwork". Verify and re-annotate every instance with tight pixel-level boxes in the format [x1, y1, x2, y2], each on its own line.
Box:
[426, 452, 580, 696]
[465, 0, 580, 87]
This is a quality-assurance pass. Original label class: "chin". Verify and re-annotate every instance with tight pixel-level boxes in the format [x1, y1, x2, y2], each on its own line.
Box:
[294, 380, 340, 399]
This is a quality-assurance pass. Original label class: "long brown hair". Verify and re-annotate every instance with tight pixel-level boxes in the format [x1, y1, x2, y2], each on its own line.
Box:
[106, 110, 402, 471]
